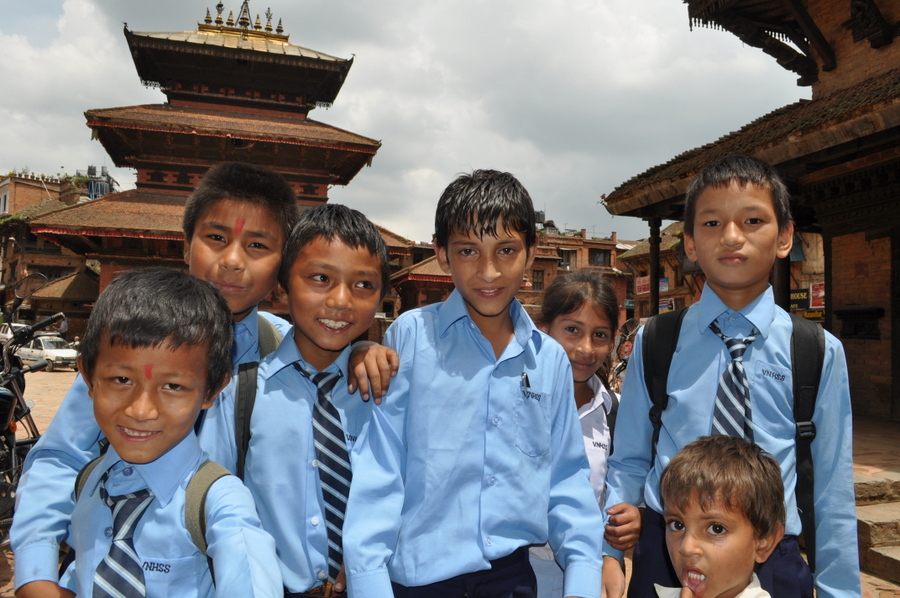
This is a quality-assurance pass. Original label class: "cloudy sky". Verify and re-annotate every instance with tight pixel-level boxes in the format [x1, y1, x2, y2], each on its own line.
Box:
[0, 0, 809, 243]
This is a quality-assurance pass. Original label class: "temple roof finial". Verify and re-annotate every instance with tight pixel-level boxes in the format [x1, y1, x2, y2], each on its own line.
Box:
[237, 0, 252, 29]
[215, 2, 224, 25]
[265, 8, 273, 33]
[226, 10, 234, 27]
[204, 8, 212, 25]
[276, 18, 283, 34]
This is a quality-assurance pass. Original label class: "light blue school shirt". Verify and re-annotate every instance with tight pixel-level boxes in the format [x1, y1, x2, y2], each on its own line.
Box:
[243, 330, 372, 594]
[60, 433, 282, 597]
[603, 285, 860, 598]
[344, 290, 603, 598]
[11, 307, 290, 590]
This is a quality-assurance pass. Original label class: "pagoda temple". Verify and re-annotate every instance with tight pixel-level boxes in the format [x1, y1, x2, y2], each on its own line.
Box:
[28, 1, 380, 291]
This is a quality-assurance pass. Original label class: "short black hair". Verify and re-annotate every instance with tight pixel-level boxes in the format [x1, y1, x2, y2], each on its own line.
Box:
[434, 169, 536, 249]
[183, 161, 300, 243]
[684, 155, 793, 237]
[79, 267, 233, 397]
[278, 204, 391, 298]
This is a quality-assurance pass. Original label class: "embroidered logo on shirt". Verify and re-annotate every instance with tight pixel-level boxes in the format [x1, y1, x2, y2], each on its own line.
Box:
[761, 368, 787, 382]
[345, 433, 357, 443]
[523, 389, 543, 402]
[143, 562, 171, 573]
[592, 441, 608, 450]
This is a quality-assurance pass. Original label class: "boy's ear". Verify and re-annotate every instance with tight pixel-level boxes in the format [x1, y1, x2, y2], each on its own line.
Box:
[683, 232, 698, 263]
[183, 239, 192, 266]
[76, 357, 95, 396]
[775, 222, 794, 260]
[201, 372, 231, 411]
[434, 240, 451, 274]
[525, 244, 536, 270]
[754, 522, 785, 564]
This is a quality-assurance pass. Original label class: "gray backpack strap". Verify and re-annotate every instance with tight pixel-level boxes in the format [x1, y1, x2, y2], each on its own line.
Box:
[74, 456, 105, 500]
[185, 459, 231, 583]
[257, 314, 281, 359]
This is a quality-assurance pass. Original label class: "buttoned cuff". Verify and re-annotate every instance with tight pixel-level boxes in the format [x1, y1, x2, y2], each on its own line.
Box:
[13, 543, 62, 590]
[563, 560, 602, 598]
[347, 568, 393, 598]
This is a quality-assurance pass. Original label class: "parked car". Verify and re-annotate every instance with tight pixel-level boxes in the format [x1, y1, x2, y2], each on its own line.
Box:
[17, 334, 78, 371]
[0, 323, 27, 344]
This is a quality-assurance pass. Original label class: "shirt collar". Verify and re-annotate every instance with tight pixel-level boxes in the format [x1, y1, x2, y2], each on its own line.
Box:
[97, 433, 204, 507]
[231, 306, 261, 366]
[579, 374, 612, 417]
[263, 327, 351, 380]
[695, 284, 775, 338]
[437, 289, 542, 351]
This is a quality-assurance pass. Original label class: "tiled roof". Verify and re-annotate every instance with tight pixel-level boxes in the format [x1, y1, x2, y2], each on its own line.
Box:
[392, 255, 452, 282]
[129, 30, 348, 63]
[376, 224, 413, 249]
[605, 68, 900, 215]
[85, 104, 380, 151]
[33, 270, 99, 302]
[618, 222, 684, 260]
[30, 190, 185, 238]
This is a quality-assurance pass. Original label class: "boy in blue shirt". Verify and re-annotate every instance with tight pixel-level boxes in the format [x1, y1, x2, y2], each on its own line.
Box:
[234, 204, 390, 596]
[601, 155, 859, 598]
[12, 162, 299, 597]
[343, 170, 604, 598]
[60, 267, 281, 597]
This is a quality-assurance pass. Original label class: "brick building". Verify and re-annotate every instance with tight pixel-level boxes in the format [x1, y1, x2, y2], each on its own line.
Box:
[602, 0, 900, 422]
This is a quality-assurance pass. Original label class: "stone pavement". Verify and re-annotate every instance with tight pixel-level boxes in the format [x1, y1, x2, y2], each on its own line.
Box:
[2, 370, 900, 596]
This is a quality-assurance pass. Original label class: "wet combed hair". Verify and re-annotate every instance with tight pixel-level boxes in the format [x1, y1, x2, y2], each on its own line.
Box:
[538, 269, 619, 386]
[278, 203, 391, 298]
[79, 267, 233, 397]
[182, 161, 300, 243]
[684, 155, 793, 237]
[434, 169, 536, 249]
[659, 435, 786, 539]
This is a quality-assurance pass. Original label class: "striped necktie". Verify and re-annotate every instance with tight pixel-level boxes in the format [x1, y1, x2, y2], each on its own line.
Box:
[709, 321, 759, 442]
[296, 365, 349, 583]
[93, 472, 154, 598]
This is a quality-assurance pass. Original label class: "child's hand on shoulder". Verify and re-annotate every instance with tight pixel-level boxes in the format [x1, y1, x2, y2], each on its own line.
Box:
[15, 581, 76, 598]
[604, 502, 642, 551]
[348, 341, 399, 404]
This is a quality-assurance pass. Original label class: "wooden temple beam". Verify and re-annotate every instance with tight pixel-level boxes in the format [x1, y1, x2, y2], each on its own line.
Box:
[782, 0, 837, 71]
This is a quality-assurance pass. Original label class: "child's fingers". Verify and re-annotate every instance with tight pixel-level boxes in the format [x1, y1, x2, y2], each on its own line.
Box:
[348, 366, 372, 401]
[333, 564, 347, 595]
[680, 587, 695, 598]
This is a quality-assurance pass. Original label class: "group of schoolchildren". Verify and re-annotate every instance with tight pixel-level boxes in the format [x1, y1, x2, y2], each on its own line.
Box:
[10, 154, 859, 598]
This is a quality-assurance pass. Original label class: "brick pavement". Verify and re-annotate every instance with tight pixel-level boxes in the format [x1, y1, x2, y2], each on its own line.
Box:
[3, 371, 900, 596]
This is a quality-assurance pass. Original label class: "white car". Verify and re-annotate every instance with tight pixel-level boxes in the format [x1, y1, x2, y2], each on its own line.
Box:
[18, 334, 78, 371]
[0, 322, 27, 343]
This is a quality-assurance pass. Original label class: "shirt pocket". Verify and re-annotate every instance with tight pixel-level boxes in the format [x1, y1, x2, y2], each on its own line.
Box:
[142, 554, 212, 596]
[514, 387, 552, 457]
[751, 360, 795, 439]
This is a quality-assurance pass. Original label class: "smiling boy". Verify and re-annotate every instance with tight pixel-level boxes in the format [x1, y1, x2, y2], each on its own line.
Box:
[241, 203, 390, 596]
[602, 155, 858, 598]
[13, 162, 299, 597]
[343, 170, 603, 598]
[657, 436, 784, 598]
[60, 267, 280, 598]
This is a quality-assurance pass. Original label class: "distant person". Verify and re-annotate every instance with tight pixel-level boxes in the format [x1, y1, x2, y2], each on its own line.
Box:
[60, 267, 281, 597]
[57, 316, 67, 341]
[69, 336, 80, 350]
[601, 155, 859, 598]
[344, 170, 604, 598]
[529, 269, 640, 598]
[656, 436, 785, 598]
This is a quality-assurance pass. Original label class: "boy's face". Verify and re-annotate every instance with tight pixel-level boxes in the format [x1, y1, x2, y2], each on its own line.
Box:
[435, 225, 535, 331]
[287, 236, 383, 372]
[184, 199, 285, 322]
[82, 340, 221, 465]
[683, 182, 793, 310]
[664, 492, 781, 598]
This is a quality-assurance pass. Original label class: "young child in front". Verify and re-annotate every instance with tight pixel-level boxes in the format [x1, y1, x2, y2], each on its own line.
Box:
[656, 436, 785, 598]
[344, 169, 605, 598]
[12, 161, 299, 597]
[529, 269, 640, 598]
[601, 155, 859, 598]
[60, 267, 281, 597]
[240, 203, 390, 597]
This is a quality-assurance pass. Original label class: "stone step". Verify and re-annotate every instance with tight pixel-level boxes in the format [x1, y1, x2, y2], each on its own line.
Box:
[863, 546, 900, 587]
[855, 471, 900, 506]
[858, 503, 900, 546]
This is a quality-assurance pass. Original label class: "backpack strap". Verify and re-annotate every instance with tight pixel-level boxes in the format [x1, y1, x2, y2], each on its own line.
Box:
[643, 308, 687, 464]
[233, 314, 283, 480]
[789, 314, 825, 574]
[185, 460, 231, 582]
[74, 456, 105, 501]
[606, 391, 619, 456]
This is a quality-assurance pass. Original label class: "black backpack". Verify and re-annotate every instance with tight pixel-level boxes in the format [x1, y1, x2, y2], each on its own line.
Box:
[641, 307, 825, 572]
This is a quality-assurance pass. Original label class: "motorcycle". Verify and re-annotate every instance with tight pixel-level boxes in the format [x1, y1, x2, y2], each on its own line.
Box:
[611, 318, 640, 393]
[0, 273, 65, 542]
